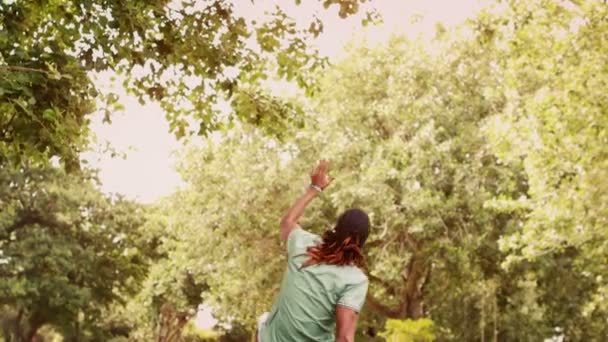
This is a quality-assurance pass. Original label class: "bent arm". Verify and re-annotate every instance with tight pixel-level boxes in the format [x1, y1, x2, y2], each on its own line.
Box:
[279, 187, 319, 241]
[336, 305, 359, 342]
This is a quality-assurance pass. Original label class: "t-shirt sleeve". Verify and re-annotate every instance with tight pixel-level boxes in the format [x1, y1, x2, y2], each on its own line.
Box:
[286, 227, 319, 259]
[337, 278, 369, 313]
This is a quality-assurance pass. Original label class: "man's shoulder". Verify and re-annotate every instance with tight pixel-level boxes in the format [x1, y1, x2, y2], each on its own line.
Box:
[331, 264, 367, 284]
[349, 266, 368, 283]
[287, 228, 322, 256]
[288, 227, 322, 244]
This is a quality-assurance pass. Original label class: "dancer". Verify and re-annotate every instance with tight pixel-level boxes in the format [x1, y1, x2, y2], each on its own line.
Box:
[258, 160, 370, 342]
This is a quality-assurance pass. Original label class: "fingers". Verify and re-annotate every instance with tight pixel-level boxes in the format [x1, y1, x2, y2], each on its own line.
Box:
[311, 159, 332, 186]
[318, 159, 330, 174]
[311, 161, 322, 176]
[312, 159, 329, 175]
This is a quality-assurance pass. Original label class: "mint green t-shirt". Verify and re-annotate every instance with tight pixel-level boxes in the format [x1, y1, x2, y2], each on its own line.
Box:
[260, 228, 368, 342]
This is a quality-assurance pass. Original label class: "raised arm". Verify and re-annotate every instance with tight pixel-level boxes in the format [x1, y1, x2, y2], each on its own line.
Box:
[279, 160, 333, 241]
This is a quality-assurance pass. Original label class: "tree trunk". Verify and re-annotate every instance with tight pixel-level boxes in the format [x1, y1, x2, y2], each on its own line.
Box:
[156, 303, 191, 342]
[406, 292, 425, 319]
[20, 325, 41, 342]
[13, 308, 23, 342]
[365, 250, 429, 320]
[402, 253, 427, 319]
[22, 315, 43, 342]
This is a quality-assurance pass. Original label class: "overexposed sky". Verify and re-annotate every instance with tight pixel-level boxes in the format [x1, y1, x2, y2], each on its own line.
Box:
[84, 0, 488, 203]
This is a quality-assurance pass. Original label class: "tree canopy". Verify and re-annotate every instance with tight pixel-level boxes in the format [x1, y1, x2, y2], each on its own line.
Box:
[0, 0, 369, 168]
[0, 165, 148, 341]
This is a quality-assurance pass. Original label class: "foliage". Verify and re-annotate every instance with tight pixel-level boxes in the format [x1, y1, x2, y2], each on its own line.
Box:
[138, 1, 608, 340]
[144, 31, 523, 339]
[378, 319, 436, 342]
[128, 138, 292, 339]
[475, 0, 608, 338]
[466, 1, 608, 340]
[0, 0, 370, 168]
[181, 321, 220, 342]
[2, 0, 608, 341]
[0, 165, 148, 341]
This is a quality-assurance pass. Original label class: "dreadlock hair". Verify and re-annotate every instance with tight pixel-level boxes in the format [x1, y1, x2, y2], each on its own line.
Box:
[303, 208, 370, 268]
[304, 231, 365, 268]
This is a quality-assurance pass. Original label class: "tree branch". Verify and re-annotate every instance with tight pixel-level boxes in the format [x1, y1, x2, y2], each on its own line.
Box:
[0, 214, 36, 242]
[0, 211, 73, 242]
[363, 239, 385, 249]
[365, 293, 406, 319]
[365, 271, 398, 296]
[0, 65, 51, 74]
[400, 230, 420, 252]
[1, 111, 17, 138]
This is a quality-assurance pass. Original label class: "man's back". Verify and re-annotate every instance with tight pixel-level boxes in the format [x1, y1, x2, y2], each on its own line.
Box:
[260, 228, 368, 342]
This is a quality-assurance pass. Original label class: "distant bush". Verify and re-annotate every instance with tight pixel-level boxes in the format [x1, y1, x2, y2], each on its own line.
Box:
[182, 321, 220, 342]
[379, 318, 437, 342]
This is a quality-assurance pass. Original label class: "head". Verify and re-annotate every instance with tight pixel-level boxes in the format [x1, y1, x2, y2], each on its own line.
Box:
[305, 208, 370, 268]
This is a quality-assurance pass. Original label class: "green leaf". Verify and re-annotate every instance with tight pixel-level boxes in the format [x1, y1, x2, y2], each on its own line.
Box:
[43, 108, 56, 121]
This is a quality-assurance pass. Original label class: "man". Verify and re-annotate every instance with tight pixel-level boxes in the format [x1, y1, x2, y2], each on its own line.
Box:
[258, 160, 370, 342]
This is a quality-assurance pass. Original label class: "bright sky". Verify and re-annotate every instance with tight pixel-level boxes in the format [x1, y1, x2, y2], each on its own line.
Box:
[83, 0, 488, 204]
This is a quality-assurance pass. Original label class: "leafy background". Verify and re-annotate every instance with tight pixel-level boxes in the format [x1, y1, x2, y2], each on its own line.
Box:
[1, 0, 607, 341]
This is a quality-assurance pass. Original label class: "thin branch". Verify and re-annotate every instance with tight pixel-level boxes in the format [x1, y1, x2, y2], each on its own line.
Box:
[1, 111, 17, 138]
[0, 212, 73, 243]
[0, 65, 51, 75]
[365, 293, 405, 319]
[363, 239, 385, 249]
[0, 65, 70, 81]
[0, 215, 34, 242]
[434, 209, 452, 238]
[364, 270, 398, 296]
[402, 231, 420, 252]
[419, 265, 432, 295]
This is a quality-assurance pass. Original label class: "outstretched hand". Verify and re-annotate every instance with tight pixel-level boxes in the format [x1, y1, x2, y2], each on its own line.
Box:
[311, 160, 334, 190]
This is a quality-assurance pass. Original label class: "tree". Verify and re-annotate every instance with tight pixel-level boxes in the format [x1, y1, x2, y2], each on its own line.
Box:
[0, 165, 148, 341]
[124, 140, 295, 340]
[106, 196, 219, 341]
[0, 0, 371, 168]
[296, 35, 529, 340]
[478, 0, 608, 338]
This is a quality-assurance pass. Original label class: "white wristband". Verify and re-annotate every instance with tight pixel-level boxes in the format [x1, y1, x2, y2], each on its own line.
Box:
[310, 184, 323, 192]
